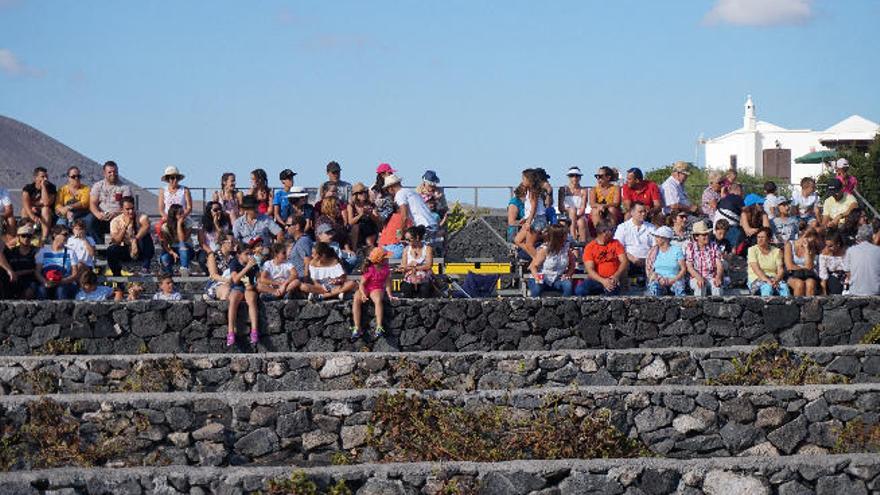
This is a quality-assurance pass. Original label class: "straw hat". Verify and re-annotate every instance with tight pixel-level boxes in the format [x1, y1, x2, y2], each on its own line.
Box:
[691, 221, 712, 236]
[383, 174, 402, 189]
[161, 166, 185, 182]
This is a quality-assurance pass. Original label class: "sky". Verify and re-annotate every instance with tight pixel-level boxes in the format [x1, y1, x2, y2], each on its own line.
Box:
[1, 0, 878, 206]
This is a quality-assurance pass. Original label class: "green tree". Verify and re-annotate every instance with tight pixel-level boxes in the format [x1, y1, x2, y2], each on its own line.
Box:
[644, 162, 789, 204]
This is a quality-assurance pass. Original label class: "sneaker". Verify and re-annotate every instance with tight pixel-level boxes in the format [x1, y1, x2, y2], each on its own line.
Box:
[373, 326, 386, 339]
[350, 326, 363, 341]
[226, 332, 235, 347]
[249, 328, 259, 345]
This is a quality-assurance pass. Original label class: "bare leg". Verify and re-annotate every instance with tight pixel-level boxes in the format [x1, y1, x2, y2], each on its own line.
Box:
[522, 229, 539, 259]
[245, 289, 259, 330]
[326, 280, 357, 298]
[370, 290, 384, 329]
[787, 278, 804, 297]
[576, 216, 588, 242]
[352, 291, 364, 329]
[227, 290, 243, 334]
[350, 224, 361, 250]
[566, 208, 578, 239]
[805, 278, 817, 297]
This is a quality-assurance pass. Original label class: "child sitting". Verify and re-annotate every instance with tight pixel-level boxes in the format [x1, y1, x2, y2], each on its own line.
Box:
[771, 198, 799, 244]
[75, 270, 114, 301]
[300, 242, 357, 301]
[152, 273, 182, 301]
[351, 247, 396, 340]
[227, 242, 261, 346]
[258, 242, 301, 300]
[66, 219, 96, 271]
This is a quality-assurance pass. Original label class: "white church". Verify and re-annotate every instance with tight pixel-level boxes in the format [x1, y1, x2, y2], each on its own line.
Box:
[704, 96, 879, 185]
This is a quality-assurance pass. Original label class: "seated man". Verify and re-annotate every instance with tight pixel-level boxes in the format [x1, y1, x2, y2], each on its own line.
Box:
[613, 202, 656, 275]
[106, 196, 155, 276]
[822, 178, 858, 229]
[22, 167, 57, 241]
[576, 220, 628, 296]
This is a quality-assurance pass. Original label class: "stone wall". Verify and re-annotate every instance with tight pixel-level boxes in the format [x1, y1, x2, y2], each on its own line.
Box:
[2, 346, 878, 395]
[1, 385, 878, 470]
[0, 296, 877, 355]
[0, 455, 877, 494]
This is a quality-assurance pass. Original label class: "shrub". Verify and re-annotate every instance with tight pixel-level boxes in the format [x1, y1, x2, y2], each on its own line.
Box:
[833, 419, 880, 454]
[644, 162, 790, 203]
[710, 342, 848, 386]
[860, 323, 880, 345]
[367, 391, 649, 462]
[264, 472, 351, 495]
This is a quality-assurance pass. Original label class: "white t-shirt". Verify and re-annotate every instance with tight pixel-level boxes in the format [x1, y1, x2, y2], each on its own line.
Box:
[613, 220, 656, 259]
[763, 194, 780, 219]
[66, 236, 96, 267]
[395, 188, 437, 228]
[792, 192, 818, 215]
[262, 259, 294, 282]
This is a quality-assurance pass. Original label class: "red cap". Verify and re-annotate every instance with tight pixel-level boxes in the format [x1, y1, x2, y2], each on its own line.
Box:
[376, 163, 396, 174]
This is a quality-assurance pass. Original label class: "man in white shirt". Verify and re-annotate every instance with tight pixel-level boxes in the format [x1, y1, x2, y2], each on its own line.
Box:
[845, 225, 880, 296]
[661, 161, 699, 215]
[383, 174, 439, 243]
[614, 202, 656, 271]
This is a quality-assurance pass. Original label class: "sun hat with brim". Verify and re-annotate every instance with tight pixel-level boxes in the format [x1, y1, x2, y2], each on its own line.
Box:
[376, 163, 396, 174]
[368, 247, 391, 264]
[383, 174, 402, 189]
[422, 170, 440, 184]
[691, 221, 712, 236]
[744, 193, 765, 207]
[566, 166, 583, 177]
[351, 182, 368, 194]
[672, 161, 690, 175]
[161, 166, 185, 182]
[316, 223, 335, 236]
[651, 226, 675, 239]
[286, 186, 308, 199]
[16, 225, 34, 236]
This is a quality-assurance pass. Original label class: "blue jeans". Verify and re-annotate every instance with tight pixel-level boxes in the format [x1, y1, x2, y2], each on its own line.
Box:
[647, 279, 686, 296]
[750, 280, 791, 297]
[37, 282, 77, 300]
[55, 209, 90, 227]
[160, 243, 192, 273]
[575, 279, 620, 296]
[528, 278, 573, 297]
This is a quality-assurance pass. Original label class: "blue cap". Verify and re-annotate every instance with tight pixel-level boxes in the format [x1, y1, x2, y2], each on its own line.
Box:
[744, 193, 765, 207]
[422, 170, 440, 184]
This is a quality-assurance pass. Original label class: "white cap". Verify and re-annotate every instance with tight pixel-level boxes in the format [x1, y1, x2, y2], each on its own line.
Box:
[566, 166, 583, 176]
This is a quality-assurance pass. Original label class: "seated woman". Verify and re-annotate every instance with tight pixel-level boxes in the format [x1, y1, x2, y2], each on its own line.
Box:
[669, 211, 690, 249]
[198, 201, 232, 273]
[784, 231, 819, 296]
[528, 224, 575, 297]
[159, 204, 193, 276]
[645, 226, 686, 296]
[314, 182, 349, 235]
[558, 167, 589, 243]
[300, 242, 357, 301]
[747, 227, 790, 297]
[589, 166, 621, 229]
[204, 237, 235, 302]
[257, 242, 301, 300]
[507, 185, 526, 243]
[399, 225, 434, 298]
[741, 196, 770, 250]
[347, 182, 380, 250]
[819, 230, 847, 295]
[213, 172, 243, 223]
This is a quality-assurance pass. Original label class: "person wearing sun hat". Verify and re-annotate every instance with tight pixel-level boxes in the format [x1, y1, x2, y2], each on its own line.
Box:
[157, 165, 193, 222]
[371, 163, 397, 221]
[685, 221, 724, 296]
[661, 161, 698, 215]
[347, 182, 380, 249]
[645, 226, 687, 296]
[559, 166, 589, 242]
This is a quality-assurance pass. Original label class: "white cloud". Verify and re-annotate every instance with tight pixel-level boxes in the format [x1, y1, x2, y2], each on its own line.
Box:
[0, 48, 43, 77]
[704, 0, 813, 26]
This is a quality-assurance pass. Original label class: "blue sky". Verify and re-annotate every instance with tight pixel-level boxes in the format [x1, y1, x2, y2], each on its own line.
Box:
[1, 0, 878, 206]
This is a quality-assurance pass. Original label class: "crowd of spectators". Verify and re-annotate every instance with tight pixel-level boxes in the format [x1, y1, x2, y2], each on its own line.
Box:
[517, 159, 880, 298]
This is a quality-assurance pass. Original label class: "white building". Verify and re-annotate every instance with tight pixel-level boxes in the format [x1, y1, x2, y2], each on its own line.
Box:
[704, 96, 879, 184]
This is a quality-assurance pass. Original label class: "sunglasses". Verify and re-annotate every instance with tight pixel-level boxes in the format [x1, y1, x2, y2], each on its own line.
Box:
[594, 174, 605, 179]
[69, 174, 81, 179]
[211, 208, 222, 213]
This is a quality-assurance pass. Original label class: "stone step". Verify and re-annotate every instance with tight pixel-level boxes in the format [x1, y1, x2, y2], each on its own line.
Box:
[1, 385, 878, 470]
[0, 454, 878, 495]
[2, 297, 877, 356]
[3, 345, 879, 395]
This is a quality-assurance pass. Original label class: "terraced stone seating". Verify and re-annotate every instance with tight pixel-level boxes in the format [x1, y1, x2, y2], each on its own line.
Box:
[0, 297, 878, 494]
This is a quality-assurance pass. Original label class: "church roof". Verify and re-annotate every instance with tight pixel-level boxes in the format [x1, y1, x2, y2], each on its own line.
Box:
[824, 115, 879, 134]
